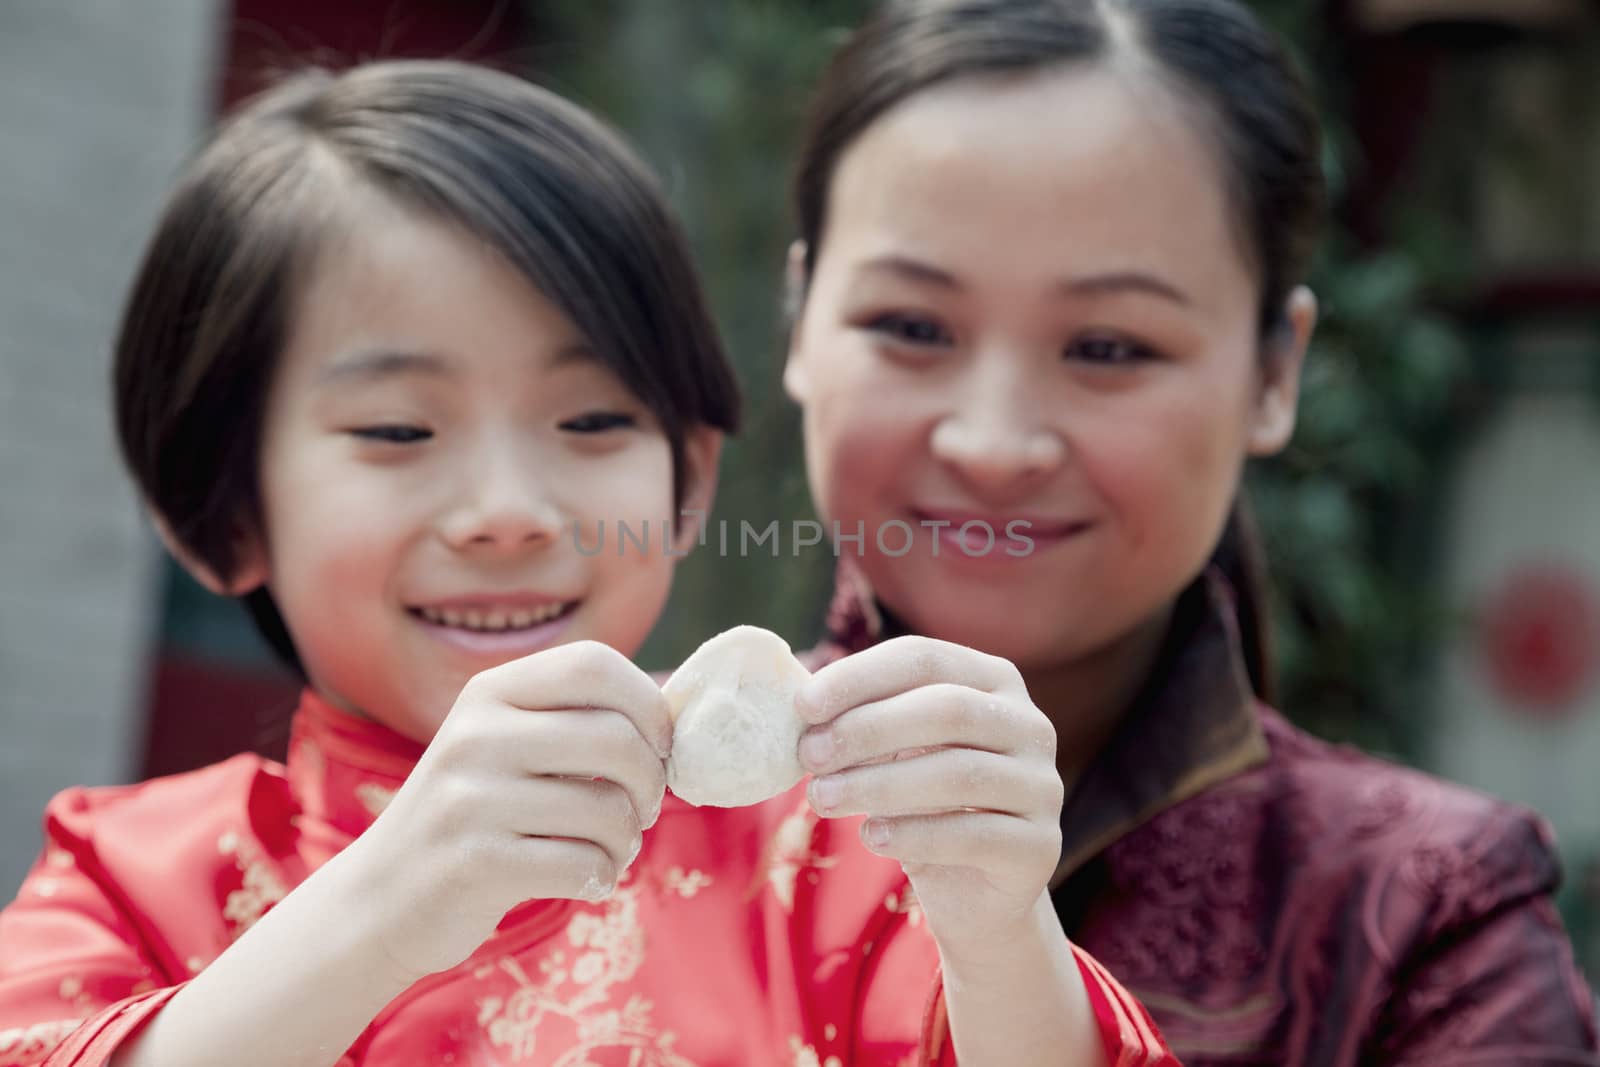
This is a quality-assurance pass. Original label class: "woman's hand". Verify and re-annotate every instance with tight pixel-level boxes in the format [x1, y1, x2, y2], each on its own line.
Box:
[796, 635, 1065, 963]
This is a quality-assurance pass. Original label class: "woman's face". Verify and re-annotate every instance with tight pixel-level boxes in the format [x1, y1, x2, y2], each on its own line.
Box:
[785, 64, 1313, 673]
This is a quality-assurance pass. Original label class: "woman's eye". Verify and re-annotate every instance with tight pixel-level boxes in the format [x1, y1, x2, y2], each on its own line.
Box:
[560, 412, 637, 434]
[349, 425, 432, 444]
[867, 313, 953, 347]
[1066, 335, 1157, 365]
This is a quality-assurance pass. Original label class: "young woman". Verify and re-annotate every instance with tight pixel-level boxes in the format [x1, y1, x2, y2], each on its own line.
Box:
[781, 1, 1600, 1062]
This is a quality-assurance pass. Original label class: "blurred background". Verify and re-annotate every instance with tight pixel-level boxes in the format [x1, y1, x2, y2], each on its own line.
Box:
[4, 0, 1600, 976]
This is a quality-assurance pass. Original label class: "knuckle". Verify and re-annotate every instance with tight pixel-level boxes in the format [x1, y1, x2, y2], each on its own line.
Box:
[944, 689, 980, 735]
[1036, 821, 1063, 860]
[985, 650, 1024, 690]
[1023, 708, 1057, 756]
[457, 666, 495, 697]
[913, 644, 947, 681]
[426, 772, 485, 828]
[1043, 769, 1067, 811]
[889, 636, 946, 682]
[567, 639, 622, 677]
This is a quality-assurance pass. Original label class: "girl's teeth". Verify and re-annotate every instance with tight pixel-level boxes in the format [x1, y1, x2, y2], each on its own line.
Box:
[420, 603, 570, 631]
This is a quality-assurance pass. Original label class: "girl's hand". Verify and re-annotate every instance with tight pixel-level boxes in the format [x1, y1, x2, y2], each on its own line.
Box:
[796, 636, 1064, 962]
[349, 640, 672, 982]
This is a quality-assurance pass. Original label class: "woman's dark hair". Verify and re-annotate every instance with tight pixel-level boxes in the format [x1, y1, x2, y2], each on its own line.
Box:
[114, 60, 742, 673]
[791, 0, 1328, 700]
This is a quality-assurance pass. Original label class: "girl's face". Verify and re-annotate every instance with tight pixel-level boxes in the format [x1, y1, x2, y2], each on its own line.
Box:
[220, 198, 718, 742]
[785, 65, 1312, 674]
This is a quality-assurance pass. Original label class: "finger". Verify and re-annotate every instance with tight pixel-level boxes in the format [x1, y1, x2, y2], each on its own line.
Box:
[808, 748, 1064, 820]
[796, 636, 1022, 725]
[798, 683, 1053, 775]
[470, 641, 674, 758]
[484, 707, 667, 827]
[504, 776, 645, 876]
[857, 810, 1061, 874]
[504, 837, 621, 902]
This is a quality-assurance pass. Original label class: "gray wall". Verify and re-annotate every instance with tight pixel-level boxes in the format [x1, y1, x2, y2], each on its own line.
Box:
[0, 1, 223, 900]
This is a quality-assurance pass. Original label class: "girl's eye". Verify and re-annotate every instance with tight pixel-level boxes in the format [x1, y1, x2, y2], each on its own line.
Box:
[866, 313, 953, 348]
[560, 412, 637, 434]
[349, 425, 432, 444]
[1065, 334, 1158, 365]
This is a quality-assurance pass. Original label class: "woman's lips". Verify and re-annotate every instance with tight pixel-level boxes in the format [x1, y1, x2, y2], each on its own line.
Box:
[908, 508, 1091, 559]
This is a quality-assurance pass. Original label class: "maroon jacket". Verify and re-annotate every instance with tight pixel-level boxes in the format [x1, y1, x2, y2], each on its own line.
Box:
[810, 565, 1600, 1065]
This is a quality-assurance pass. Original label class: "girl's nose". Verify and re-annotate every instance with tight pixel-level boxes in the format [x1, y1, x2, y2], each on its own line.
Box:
[439, 448, 563, 552]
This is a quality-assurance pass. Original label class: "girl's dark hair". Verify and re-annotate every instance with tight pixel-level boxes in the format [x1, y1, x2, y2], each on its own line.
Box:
[115, 60, 742, 673]
[791, 0, 1327, 701]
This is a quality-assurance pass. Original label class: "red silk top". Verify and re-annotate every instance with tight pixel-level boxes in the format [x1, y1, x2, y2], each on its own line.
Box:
[0, 689, 1176, 1066]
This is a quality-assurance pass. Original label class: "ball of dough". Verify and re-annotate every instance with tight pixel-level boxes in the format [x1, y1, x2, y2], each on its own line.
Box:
[663, 625, 811, 807]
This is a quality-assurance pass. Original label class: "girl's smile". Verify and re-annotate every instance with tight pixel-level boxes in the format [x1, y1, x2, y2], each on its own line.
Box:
[222, 193, 716, 742]
[408, 595, 582, 659]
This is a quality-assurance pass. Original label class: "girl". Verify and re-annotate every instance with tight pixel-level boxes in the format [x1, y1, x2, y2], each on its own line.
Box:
[0, 61, 1168, 1066]
[779, 0, 1600, 1064]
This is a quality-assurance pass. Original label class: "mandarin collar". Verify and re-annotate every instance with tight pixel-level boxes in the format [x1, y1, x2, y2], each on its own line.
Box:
[285, 689, 425, 844]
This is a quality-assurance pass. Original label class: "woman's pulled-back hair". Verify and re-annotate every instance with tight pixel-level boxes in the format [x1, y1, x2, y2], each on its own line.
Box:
[114, 60, 741, 673]
[791, 0, 1329, 700]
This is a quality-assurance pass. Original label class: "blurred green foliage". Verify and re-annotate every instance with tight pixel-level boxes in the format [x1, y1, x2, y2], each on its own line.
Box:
[533, 0, 1474, 759]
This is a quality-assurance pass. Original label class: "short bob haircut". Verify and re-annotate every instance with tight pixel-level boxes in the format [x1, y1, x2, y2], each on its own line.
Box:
[114, 60, 742, 671]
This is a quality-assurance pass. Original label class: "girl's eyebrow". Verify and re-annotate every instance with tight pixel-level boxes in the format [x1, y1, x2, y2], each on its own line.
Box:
[548, 342, 599, 369]
[316, 349, 454, 387]
[858, 254, 1191, 307]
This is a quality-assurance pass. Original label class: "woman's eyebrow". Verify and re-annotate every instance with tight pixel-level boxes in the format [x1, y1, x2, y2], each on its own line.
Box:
[858, 254, 962, 289]
[856, 255, 1191, 307]
[1057, 271, 1192, 307]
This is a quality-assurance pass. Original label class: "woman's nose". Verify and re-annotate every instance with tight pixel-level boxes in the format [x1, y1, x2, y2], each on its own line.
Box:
[928, 374, 1066, 497]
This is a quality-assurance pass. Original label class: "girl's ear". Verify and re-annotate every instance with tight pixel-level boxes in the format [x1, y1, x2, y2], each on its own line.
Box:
[669, 427, 724, 557]
[150, 512, 269, 597]
[1248, 285, 1317, 457]
[782, 240, 813, 405]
